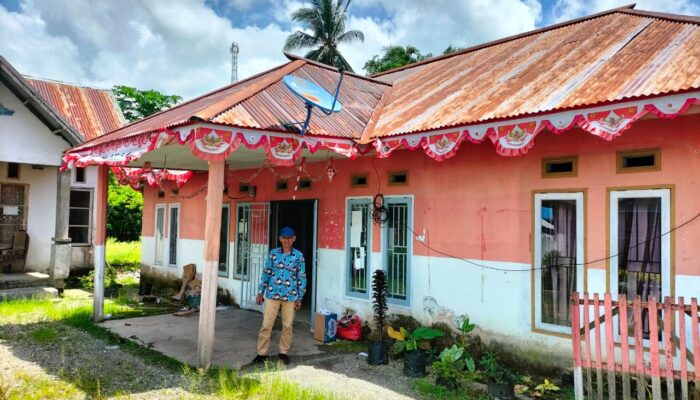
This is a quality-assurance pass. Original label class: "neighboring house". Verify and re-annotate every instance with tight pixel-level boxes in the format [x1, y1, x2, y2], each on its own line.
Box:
[64, 6, 700, 363]
[0, 55, 125, 285]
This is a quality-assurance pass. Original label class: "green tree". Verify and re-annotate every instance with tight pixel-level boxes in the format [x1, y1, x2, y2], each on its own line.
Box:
[443, 44, 463, 54]
[363, 45, 432, 75]
[106, 172, 143, 242]
[111, 85, 182, 123]
[284, 0, 364, 72]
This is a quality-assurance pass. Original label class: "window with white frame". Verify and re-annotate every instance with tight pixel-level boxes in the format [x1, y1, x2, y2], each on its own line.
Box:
[218, 204, 230, 277]
[533, 192, 584, 333]
[610, 189, 670, 341]
[168, 204, 179, 266]
[68, 189, 92, 245]
[383, 197, 412, 305]
[154, 205, 165, 265]
[346, 199, 371, 297]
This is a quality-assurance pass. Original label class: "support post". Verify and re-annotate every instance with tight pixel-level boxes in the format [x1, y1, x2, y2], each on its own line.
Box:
[197, 159, 225, 368]
[93, 165, 108, 322]
[50, 167, 72, 291]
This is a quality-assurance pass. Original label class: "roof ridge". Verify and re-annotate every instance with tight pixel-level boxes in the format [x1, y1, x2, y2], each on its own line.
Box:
[618, 8, 700, 24]
[284, 53, 392, 86]
[23, 75, 113, 92]
[371, 3, 638, 78]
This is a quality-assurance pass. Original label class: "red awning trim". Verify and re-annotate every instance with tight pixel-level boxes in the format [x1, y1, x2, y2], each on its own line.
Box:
[371, 91, 699, 160]
[111, 165, 195, 189]
[62, 123, 361, 169]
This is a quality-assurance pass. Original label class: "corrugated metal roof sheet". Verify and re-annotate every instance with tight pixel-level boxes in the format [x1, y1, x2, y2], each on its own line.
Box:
[70, 6, 700, 152]
[367, 11, 700, 139]
[25, 77, 126, 141]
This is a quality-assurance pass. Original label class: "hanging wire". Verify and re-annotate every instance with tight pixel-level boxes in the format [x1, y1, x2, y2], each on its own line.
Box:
[406, 210, 700, 273]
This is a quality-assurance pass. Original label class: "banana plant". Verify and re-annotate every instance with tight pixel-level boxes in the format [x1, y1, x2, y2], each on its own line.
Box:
[388, 326, 444, 353]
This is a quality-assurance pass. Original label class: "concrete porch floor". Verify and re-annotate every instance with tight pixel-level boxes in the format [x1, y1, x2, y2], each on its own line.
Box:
[101, 308, 323, 368]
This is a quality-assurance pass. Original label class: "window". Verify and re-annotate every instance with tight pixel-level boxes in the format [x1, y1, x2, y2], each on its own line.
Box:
[383, 197, 412, 305]
[68, 190, 92, 245]
[0, 184, 26, 244]
[276, 180, 288, 191]
[388, 171, 408, 186]
[542, 156, 577, 178]
[168, 204, 179, 266]
[617, 148, 660, 173]
[7, 163, 19, 179]
[298, 178, 312, 190]
[351, 174, 368, 188]
[218, 204, 230, 277]
[235, 203, 270, 281]
[239, 183, 250, 194]
[533, 192, 584, 333]
[75, 167, 86, 183]
[610, 189, 671, 341]
[346, 199, 372, 297]
[154, 205, 165, 264]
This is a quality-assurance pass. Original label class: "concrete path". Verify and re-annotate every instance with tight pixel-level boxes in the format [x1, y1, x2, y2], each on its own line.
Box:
[101, 308, 323, 368]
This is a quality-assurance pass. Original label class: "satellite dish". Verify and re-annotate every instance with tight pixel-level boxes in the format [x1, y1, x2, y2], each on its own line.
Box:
[283, 75, 342, 113]
[282, 69, 344, 135]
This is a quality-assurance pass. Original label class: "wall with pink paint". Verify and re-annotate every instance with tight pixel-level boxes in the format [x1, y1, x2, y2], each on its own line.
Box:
[143, 113, 700, 278]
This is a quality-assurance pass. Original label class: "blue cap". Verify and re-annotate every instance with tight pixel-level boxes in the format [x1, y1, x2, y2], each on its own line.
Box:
[279, 226, 295, 237]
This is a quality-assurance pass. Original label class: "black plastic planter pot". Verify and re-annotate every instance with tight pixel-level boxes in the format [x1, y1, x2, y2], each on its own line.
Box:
[367, 341, 389, 365]
[403, 350, 427, 377]
[487, 380, 514, 399]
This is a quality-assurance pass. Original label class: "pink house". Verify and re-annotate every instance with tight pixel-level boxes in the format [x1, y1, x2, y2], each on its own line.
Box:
[64, 6, 700, 367]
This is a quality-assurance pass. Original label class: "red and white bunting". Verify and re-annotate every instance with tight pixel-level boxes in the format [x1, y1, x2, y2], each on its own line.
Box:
[62, 91, 699, 168]
[111, 165, 194, 189]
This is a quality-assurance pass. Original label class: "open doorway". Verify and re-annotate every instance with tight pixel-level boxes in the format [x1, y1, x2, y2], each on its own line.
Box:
[269, 199, 316, 325]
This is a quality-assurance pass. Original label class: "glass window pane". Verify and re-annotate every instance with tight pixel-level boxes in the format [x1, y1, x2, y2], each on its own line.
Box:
[386, 202, 408, 301]
[70, 190, 91, 208]
[69, 208, 90, 226]
[169, 207, 178, 265]
[540, 199, 577, 327]
[69, 226, 89, 244]
[219, 206, 229, 273]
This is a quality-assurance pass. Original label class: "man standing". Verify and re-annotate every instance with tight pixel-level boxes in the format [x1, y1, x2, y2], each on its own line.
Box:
[252, 226, 306, 365]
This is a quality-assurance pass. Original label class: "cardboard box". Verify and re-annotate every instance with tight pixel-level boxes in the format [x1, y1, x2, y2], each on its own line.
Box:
[313, 312, 337, 343]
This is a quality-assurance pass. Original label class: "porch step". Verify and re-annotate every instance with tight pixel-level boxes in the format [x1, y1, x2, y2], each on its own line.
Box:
[0, 286, 58, 301]
[0, 272, 52, 290]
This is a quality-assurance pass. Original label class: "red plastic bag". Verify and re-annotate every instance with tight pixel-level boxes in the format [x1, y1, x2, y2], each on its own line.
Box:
[336, 315, 362, 341]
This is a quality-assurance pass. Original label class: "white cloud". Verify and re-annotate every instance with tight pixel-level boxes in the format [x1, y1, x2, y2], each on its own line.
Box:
[548, 0, 700, 23]
[340, 0, 543, 73]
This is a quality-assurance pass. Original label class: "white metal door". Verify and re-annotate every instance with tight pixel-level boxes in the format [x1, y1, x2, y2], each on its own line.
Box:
[238, 202, 270, 311]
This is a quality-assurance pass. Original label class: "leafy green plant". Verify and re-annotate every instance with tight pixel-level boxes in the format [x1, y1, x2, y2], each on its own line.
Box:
[388, 326, 444, 353]
[479, 351, 509, 384]
[432, 344, 470, 384]
[106, 172, 143, 242]
[534, 378, 561, 398]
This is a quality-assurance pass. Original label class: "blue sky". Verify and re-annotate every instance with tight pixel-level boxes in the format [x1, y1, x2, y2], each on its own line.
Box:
[1, 0, 698, 100]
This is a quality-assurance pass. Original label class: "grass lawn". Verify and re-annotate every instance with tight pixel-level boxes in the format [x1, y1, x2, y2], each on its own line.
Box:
[106, 237, 141, 269]
[0, 291, 342, 400]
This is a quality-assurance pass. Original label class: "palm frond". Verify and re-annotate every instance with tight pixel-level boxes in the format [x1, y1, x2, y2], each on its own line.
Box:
[284, 31, 321, 51]
[336, 29, 364, 44]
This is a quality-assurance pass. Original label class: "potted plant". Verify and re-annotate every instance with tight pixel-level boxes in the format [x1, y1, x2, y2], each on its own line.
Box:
[367, 270, 389, 365]
[479, 351, 514, 399]
[388, 326, 444, 377]
[432, 344, 476, 389]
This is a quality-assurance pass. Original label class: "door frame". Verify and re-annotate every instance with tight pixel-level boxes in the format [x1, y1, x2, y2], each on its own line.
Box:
[218, 203, 231, 278]
[167, 203, 180, 267]
[608, 187, 672, 347]
[154, 203, 166, 265]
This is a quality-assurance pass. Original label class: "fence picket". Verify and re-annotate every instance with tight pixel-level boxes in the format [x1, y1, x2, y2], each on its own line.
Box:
[648, 297, 661, 400]
[663, 297, 675, 399]
[619, 295, 631, 400]
[692, 298, 699, 398]
[604, 293, 617, 399]
[594, 293, 604, 399]
[678, 296, 688, 400]
[634, 296, 646, 400]
[571, 293, 584, 400]
[583, 293, 593, 397]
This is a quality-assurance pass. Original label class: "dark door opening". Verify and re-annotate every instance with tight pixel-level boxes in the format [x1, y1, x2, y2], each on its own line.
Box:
[269, 200, 316, 323]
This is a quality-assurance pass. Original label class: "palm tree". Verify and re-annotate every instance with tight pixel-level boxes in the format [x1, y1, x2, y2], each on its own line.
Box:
[284, 0, 364, 72]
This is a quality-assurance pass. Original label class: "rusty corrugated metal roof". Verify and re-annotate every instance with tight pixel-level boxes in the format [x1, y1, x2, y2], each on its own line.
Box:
[70, 5, 700, 152]
[25, 77, 126, 141]
[366, 9, 700, 139]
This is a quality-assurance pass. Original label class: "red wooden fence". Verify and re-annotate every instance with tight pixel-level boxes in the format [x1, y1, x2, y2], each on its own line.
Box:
[571, 293, 700, 400]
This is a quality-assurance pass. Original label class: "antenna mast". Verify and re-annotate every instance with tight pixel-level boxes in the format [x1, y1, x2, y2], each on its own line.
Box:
[230, 41, 239, 83]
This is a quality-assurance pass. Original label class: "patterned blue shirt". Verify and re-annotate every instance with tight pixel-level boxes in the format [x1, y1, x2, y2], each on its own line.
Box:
[258, 247, 307, 302]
